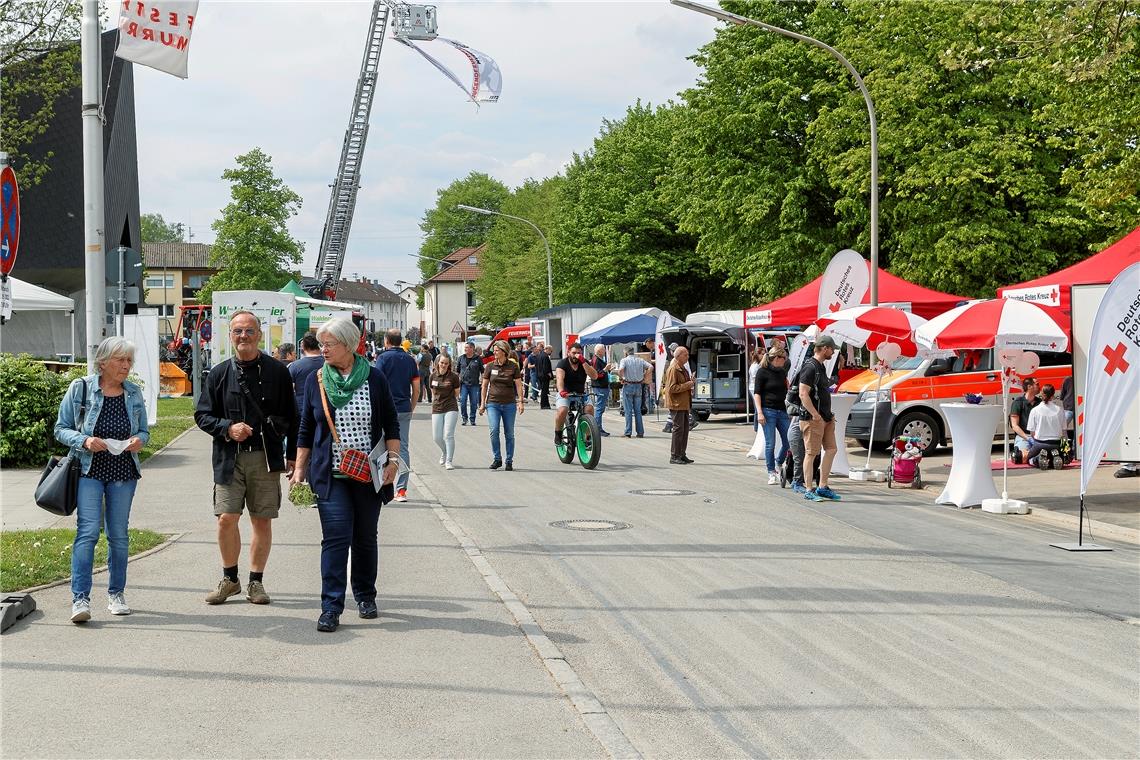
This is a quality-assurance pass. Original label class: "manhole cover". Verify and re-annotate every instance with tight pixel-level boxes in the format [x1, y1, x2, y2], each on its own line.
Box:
[629, 488, 696, 497]
[550, 519, 632, 532]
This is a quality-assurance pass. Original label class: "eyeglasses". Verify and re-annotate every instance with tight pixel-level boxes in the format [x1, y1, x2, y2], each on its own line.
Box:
[230, 328, 257, 336]
[319, 342, 342, 351]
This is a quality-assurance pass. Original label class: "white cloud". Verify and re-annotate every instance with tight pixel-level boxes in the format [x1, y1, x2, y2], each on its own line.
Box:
[133, 1, 720, 290]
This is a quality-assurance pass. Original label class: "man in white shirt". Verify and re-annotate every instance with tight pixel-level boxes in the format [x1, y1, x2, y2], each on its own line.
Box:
[1025, 383, 1066, 468]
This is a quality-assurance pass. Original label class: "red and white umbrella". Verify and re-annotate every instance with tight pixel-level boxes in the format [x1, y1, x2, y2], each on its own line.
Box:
[815, 305, 927, 355]
[915, 298, 1068, 353]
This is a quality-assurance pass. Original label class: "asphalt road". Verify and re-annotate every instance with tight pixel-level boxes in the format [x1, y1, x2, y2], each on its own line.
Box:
[2, 405, 1137, 759]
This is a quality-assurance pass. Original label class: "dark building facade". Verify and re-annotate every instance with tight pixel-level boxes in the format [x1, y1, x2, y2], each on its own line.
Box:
[8, 31, 140, 296]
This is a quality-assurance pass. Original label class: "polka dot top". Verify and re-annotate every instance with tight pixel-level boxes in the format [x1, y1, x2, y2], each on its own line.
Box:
[332, 382, 372, 472]
[87, 394, 140, 482]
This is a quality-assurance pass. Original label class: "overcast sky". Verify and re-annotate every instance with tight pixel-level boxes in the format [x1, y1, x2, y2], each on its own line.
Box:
[130, 1, 720, 290]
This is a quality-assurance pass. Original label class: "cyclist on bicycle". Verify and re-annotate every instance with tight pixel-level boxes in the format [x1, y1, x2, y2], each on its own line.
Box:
[554, 342, 600, 446]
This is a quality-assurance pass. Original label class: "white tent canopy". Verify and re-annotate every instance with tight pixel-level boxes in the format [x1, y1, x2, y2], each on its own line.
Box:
[10, 277, 75, 311]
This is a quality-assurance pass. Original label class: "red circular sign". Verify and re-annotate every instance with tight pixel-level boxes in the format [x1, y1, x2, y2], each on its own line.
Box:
[1, 166, 19, 276]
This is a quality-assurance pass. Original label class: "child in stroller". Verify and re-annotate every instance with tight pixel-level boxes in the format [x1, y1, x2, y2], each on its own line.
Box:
[887, 435, 924, 489]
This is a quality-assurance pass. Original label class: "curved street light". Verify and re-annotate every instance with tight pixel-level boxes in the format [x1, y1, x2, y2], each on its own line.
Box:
[456, 204, 554, 309]
[670, 0, 879, 306]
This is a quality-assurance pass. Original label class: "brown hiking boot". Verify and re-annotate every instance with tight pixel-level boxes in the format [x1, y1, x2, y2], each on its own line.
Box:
[246, 580, 270, 605]
[205, 578, 241, 605]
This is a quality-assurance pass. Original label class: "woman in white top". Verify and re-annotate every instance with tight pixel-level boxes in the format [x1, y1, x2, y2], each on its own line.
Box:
[747, 348, 763, 431]
[1025, 383, 1066, 468]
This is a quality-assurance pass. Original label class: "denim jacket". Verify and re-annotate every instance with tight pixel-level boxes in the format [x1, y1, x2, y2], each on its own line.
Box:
[54, 375, 151, 476]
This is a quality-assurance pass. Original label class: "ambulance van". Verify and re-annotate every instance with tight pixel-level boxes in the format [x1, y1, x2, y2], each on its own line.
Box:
[843, 349, 1071, 452]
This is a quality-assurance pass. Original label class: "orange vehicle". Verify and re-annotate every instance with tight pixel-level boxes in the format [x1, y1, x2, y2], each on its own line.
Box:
[842, 348, 1072, 451]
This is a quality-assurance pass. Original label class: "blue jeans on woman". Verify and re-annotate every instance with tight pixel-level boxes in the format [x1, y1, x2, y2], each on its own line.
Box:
[592, 388, 609, 434]
[761, 407, 791, 474]
[622, 385, 644, 436]
[316, 477, 382, 614]
[486, 401, 517, 463]
[460, 384, 480, 424]
[72, 477, 137, 600]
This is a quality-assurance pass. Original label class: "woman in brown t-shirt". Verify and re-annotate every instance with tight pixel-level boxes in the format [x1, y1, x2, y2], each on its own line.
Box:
[430, 354, 462, 469]
[479, 340, 525, 470]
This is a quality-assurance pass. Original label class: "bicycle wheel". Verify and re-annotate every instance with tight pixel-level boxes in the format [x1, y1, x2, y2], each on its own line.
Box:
[576, 414, 601, 469]
[556, 414, 576, 464]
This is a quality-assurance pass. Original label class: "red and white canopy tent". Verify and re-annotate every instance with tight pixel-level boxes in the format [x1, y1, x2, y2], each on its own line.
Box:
[744, 263, 966, 328]
[998, 225, 1140, 315]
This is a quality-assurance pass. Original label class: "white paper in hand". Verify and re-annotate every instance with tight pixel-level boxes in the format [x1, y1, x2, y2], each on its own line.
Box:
[103, 439, 132, 456]
[368, 440, 410, 494]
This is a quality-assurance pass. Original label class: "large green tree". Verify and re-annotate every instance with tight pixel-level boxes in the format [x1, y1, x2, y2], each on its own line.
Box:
[418, 171, 510, 282]
[0, 0, 82, 188]
[141, 212, 186, 243]
[472, 176, 563, 326]
[554, 102, 744, 316]
[196, 149, 303, 304]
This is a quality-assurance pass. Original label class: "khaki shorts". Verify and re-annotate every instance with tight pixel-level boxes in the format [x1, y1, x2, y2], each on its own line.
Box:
[801, 418, 837, 460]
[213, 449, 282, 519]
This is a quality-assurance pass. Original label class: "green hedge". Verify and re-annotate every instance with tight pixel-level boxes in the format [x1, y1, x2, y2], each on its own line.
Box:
[0, 354, 84, 468]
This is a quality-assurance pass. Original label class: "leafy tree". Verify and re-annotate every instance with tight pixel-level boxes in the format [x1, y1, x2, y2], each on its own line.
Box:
[196, 149, 303, 304]
[555, 102, 745, 315]
[141, 212, 186, 243]
[473, 176, 563, 326]
[0, 0, 82, 188]
[418, 171, 510, 282]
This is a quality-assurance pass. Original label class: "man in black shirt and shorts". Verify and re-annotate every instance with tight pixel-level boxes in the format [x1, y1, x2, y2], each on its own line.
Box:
[798, 335, 840, 502]
[554, 342, 600, 445]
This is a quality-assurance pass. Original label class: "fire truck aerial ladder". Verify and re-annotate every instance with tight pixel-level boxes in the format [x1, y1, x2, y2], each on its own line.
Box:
[311, 2, 438, 300]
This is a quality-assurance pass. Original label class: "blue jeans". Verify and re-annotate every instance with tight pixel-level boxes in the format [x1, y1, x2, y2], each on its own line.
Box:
[592, 388, 609, 432]
[396, 411, 412, 492]
[761, 407, 791, 473]
[486, 402, 517, 463]
[460, 384, 480, 423]
[72, 477, 137, 600]
[622, 385, 644, 436]
[528, 370, 540, 400]
[316, 477, 381, 614]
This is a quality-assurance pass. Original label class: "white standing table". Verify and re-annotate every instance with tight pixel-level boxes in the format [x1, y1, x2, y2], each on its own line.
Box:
[937, 403, 1001, 508]
[830, 393, 856, 477]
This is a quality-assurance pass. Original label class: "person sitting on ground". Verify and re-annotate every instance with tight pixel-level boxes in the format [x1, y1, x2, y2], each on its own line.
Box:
[1009, 377, 1040, 463]
[554, 342, 600, 445]
[1025, 383, 1066, 468]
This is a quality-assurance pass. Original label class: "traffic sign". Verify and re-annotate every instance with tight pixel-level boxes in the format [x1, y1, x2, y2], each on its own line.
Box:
[1, 166, 20, 276]
[451, 320, 464, 335]
[106, 246, 143, 287]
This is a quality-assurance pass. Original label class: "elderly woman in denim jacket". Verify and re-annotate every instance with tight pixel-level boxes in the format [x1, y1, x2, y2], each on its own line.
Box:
[54, 337, 150, 624]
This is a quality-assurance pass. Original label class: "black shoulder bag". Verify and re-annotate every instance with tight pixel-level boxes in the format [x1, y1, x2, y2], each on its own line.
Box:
[35, 379, 88, 516]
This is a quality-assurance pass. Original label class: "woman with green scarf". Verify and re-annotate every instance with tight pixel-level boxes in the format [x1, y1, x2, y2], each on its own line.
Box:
[292, 319, 401, 633]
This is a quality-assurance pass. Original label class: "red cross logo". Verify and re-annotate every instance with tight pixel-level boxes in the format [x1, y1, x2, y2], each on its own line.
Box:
[829, 301, 842, 312]
[1102, 342, 1129, 376]
[1050, 288, 1058, 302]
[657, 342, 664, 356]
[1049, 342, 1057, 349]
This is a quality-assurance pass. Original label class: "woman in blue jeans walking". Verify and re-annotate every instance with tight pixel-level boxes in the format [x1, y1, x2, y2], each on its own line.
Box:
[54, 337, 150, 623]
[753, 345, 791, 485]
[479, 340, 525, 470]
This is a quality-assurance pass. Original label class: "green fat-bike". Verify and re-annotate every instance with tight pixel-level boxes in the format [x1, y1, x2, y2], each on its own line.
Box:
[555, 395, 602, 469]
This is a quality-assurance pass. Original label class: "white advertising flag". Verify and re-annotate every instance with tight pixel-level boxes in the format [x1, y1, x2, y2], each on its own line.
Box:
[654, 311, 674, 394]
[116, 1, 199, 79]
[817, 248, 869, 318]
[439, 38, 502, 103]
[1079, 262, 1140, 496]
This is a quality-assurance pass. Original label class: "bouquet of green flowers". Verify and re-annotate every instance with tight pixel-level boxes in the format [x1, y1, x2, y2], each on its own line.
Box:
[289, 482, 317, 509]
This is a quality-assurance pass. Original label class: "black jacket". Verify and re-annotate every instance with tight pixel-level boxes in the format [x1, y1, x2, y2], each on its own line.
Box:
[535, 353, 553, 380]
[195, 352, 298, 484]
[457, 354, 483, 386]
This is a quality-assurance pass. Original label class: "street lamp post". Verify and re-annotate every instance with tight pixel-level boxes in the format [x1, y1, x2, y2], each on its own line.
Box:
[670, 0, 879, 306]
[456, 204, 553, 309]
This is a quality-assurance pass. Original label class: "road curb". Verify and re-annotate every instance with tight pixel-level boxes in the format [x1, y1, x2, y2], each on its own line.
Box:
[410, 472, 642, 760]
[13, 532, 185, 594]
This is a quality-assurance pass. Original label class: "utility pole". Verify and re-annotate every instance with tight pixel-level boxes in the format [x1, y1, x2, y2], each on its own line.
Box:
[81, 0, 106, 371]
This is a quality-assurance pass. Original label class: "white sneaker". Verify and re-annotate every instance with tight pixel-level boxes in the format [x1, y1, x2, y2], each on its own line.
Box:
[439, 456, 445, 465]
[70, 598, 91, 623]
[445, 462, 454, 470]
[107, 592, 131, 615]
[767, 472, 778, 485]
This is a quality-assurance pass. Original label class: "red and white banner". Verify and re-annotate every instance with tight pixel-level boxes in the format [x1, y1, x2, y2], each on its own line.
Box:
[817, 248, 868, 318]
[654, 311, 673, 394]
[1001, 284, 1062, 308]
[116, 1, 198, 79]
[394, 36, 503, 105]
[1080, 262, 1140, 496]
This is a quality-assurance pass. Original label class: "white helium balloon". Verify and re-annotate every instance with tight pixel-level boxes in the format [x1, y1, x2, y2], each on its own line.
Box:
[998, 348, 1024, 368]
[876, 341, 902, 363]
[1015, 351, 1040, 376]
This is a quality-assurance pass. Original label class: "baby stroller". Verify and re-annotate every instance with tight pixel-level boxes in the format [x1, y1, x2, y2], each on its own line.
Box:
[886, 435, 925, 489]
[779, 448, 821, 489]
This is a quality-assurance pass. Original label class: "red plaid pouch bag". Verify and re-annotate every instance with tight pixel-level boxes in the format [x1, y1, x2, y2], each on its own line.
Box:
[317, 373, 373, 484]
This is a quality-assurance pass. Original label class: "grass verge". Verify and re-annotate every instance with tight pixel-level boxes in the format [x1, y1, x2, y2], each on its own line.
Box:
[140, 396, 196, 463]
[0, 528, 168, 592]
